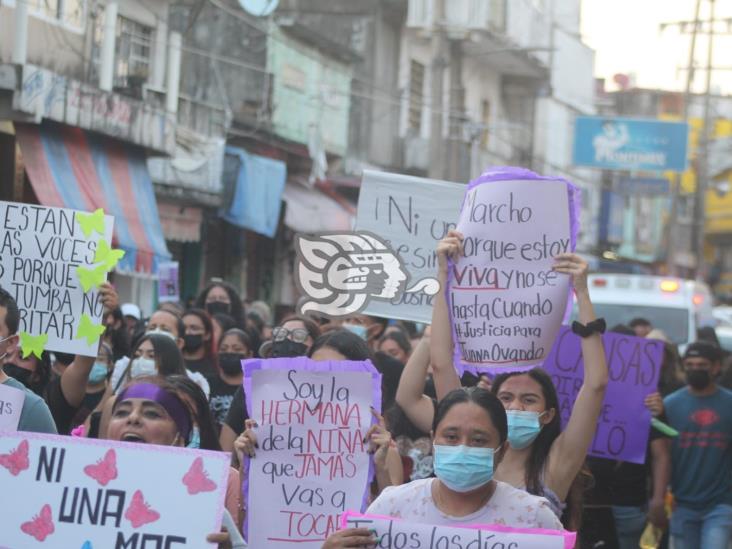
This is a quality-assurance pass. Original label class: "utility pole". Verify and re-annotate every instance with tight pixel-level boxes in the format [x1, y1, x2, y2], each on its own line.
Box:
[663, 0, 701, 275]
[692, 0, 716, 278]
[428, 0, 448, 180]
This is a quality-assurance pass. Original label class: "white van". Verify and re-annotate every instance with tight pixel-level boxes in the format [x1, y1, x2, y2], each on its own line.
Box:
[582, 274, 716, 348]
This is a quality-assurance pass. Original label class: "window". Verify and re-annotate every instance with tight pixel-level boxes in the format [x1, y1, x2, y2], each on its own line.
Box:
[408, 60, 425, 132]
[116, 17, 153, 85]
[10, 0, 85, 29]
[91, 14, 153, 92]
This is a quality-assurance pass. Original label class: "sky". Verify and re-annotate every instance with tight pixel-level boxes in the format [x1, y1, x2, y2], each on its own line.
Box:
[581, 0, 732, 95]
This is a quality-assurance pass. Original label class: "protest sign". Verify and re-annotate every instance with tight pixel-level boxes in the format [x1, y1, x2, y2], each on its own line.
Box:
[0, 431, 229, 548]
[342, 511, 576, 549]
[0, 202, 115, 357]
[243, 356, 382, 547]
[157, 261, 180, 303]
[0, 383, 24, 431]
[356, 170, 463, 323]
[448, 169, 579, 373]
[542, 327, 664, 464]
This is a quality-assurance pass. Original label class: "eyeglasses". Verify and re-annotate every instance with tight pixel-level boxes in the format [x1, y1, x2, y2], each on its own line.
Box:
[272, 326, 309, 343]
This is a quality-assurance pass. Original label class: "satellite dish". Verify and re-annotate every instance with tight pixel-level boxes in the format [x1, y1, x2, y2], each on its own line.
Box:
[238, 0, 279, 17]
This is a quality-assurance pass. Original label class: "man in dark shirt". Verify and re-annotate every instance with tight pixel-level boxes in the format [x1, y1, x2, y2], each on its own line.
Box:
[0, 288, 56, 433]
[665, 341, 732, 549]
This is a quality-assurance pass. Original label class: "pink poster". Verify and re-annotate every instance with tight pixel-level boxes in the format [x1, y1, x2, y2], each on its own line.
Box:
[448, 169, 579, 374]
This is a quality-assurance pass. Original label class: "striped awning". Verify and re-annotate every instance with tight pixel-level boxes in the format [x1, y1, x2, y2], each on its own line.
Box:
[15, 122, 170, 273]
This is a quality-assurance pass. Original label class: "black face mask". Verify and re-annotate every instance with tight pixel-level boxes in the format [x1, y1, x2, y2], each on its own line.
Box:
[3, 363, 32, 387]
[206, 302, 231, 316]
[686, 369, 712, 390]
[271, 340, 308, 358]
[183, 334, 204, 353]
[219, 353, 245, 376]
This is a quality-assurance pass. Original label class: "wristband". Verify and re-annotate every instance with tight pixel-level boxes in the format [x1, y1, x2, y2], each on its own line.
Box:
[571, 318, 606, 338]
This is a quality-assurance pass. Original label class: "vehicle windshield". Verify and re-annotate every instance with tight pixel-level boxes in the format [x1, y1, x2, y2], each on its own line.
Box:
[574, 304, 690, 344]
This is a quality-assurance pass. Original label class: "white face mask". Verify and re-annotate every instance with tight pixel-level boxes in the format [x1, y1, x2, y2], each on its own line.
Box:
[0, 335, 11, 362]
[130, 357, 157, 379]
[146, 328, 177, 341]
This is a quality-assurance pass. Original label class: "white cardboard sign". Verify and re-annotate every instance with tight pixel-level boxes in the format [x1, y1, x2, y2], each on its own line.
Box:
[0, 432, 230, 548]
[0, 202, 115, 357]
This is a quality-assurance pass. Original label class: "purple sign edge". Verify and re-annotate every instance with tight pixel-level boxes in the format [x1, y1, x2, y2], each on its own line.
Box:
[448, 166, 581, 375]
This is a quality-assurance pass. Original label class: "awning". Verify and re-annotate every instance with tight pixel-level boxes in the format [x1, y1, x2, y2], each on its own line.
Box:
[158, 202, 203, 243]
[15, 122, 170, 273]
[282, 181, 354, 233]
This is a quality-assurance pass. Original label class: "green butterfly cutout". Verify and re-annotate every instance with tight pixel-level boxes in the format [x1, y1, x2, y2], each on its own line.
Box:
[76, 208, 106, 238]
[20, 332, 48, 360]
[76, 264, 107, 293]
[94, 240, 125, 271]
[76, 314, 106, 345]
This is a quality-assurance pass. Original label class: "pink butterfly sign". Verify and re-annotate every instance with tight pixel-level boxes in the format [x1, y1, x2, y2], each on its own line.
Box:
[0, 432, 230, 548]
[84, 449, 118, 486]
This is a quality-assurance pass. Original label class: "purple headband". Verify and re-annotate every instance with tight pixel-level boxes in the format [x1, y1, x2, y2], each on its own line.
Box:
[115, 383, 192, 443]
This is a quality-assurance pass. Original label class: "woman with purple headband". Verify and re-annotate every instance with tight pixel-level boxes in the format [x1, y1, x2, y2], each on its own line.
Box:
[107, 377, 243, 547]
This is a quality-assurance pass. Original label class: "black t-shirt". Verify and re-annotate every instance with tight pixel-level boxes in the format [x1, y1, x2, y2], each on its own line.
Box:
[45, 376, 77, 435]
[586, 421, 669, 507]
[207, 376, 240, 426]
[223, 385, 249, 434]
[185, 357, 217, 378]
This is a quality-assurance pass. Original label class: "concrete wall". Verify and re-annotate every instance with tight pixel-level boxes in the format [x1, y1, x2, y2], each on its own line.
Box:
[0, 0, 170, 85]
[365, 12, 402, 168]
[267, 28, 352, 155]
[0, 4, 86, 79]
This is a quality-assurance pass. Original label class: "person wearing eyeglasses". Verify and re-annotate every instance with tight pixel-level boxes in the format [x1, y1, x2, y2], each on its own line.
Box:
[218, 316, 322, 452]
[262, 316, 321, 358]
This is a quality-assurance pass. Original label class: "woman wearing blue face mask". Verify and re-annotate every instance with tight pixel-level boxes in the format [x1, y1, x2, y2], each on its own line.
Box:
[64, 342, 115, 430]
[419, 231, 607, 532]
[322, 388, 563, 548]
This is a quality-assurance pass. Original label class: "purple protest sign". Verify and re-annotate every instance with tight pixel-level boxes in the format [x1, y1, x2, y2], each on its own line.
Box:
[448, 167, 580, 374]
[242, 357, 382, 548]
[542, 326, 664, 464]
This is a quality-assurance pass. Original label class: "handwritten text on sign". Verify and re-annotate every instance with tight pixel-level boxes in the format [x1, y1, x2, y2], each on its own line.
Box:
[0, 431, 229, 548]
[0, 202, 114, 356]
[542, 327, 663, 464]
[0, 383, 24, 431]
[342, 511, 575, 549]
[244, 359, 380, 547]
[450, 180, 571, 372]
[356, 170, 463, 323]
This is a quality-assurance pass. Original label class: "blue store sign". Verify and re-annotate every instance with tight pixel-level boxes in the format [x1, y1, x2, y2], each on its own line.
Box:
[573, 116, 688, 172]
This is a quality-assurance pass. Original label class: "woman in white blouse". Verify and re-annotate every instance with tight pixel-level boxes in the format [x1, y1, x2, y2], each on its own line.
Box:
[322, 387, 563, 548]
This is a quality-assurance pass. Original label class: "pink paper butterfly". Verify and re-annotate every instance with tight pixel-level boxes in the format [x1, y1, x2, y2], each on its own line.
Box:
[124, 490, 160, 528]
[21, 504, 54, 542]
[84, 449, 117, 486]
[182, 457, 217, 495]
[0, 440, 30, 476]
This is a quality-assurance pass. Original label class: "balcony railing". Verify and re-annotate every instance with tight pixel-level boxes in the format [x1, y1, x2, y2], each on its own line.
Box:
[407, 0, 549, 53]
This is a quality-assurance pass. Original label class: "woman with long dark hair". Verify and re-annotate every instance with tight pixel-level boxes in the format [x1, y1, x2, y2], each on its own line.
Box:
[195, 281, 245, 328]
[400, 230, 608, 530]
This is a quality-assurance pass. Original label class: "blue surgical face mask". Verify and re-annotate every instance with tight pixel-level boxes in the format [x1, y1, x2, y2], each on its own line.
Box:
[433, 444, 497, 493]
[506, 410, 545, 450]
[187, 426, 201, 449]
[88, 362, 109, 385]
[342, 323, 368, 340]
